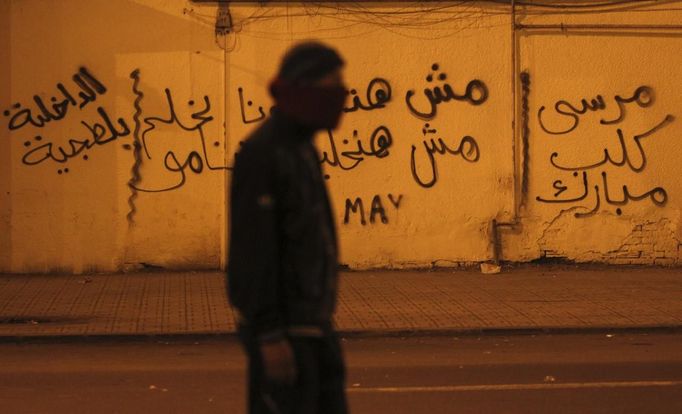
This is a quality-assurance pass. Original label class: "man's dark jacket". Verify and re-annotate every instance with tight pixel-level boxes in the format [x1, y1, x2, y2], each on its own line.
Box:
[227, 111, 338, 341]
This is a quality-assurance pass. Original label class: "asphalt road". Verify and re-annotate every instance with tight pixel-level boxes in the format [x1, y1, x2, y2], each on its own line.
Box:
[0, 333, 680, 413]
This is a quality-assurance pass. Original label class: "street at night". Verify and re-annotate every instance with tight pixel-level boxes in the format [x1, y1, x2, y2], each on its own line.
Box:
[1, 333, 680, 413]
[4, 1, 682, 413]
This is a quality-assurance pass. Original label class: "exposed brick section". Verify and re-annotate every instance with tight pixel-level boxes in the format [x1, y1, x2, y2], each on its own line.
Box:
[604, 220, 681, 266]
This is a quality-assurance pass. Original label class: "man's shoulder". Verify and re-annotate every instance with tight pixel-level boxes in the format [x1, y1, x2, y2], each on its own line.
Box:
[241, 118, 286, 155]
[236, 121, 272, 161]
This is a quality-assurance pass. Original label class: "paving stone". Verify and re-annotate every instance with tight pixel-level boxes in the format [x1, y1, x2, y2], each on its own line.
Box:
[0, 267, 680, 337]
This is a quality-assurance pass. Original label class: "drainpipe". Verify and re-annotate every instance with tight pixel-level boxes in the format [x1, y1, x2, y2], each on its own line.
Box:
[490, 0, 526, 265]
[212, 0, 232, 271]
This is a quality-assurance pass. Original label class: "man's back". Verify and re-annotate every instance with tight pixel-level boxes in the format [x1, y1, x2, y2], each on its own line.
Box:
[228, 112, 339, 340]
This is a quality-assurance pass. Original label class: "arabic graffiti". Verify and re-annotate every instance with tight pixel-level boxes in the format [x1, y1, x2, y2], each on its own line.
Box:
[13, 63, 490, 213]
[548, 116, 673, 173]
[537, 172, 668, 219]
[126, 69, 144, 225]
[343, 194, 403, 225]
[4, 67, 107, 132]
[320, 125, 393, 175]
[237, 67, 488, 125]
[237, 77, 395, 182]
[399, 64, 487, 188]
[238, 69, 486, 189]
[405, 63, 488, 120]
[520, 71, 531, 208]
[538, 85, 654, 135]
[21, 106, 131, 170]
[536, 83, 675, 218]
[237, 77, 393, 125]
[238, 87, 271, 124]
[12, 66, 228, 194]
[343, 78, 392, 113]
[128, 84, 230, 193]
[11, 67, 127, 175]
[410, 123, 480, 188]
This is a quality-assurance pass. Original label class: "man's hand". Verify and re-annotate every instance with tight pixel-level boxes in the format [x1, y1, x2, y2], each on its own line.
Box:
[260, 338, 297, 385]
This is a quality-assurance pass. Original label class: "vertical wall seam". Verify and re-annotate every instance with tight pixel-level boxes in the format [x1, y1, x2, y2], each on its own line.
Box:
[219, 3, 231, 271]
[510, 0, 518, 216]
[222, 30, 230, 271]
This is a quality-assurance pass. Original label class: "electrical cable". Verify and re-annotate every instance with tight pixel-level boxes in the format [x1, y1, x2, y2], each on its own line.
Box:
[195, 0, 682, 42]
[492, 0, 660, 8]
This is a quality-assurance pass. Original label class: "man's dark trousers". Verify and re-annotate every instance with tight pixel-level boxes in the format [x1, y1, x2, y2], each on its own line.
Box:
[240, 330, 348, 414]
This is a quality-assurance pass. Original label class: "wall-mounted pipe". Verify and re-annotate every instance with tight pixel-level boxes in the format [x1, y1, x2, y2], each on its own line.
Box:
[490, 0, 523, 265]
[518, 24, 682, 31]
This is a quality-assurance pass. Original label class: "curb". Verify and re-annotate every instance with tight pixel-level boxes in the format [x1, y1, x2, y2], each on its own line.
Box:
[1, 325, 681, 343]
[336, 325, 682, 338]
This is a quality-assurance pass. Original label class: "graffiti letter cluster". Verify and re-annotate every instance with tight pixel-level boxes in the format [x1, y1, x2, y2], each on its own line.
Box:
[10, 62, 676, 227]
[5, 67, 129, 175]
[238, 63, 490, 226]
[6, 68, 228, 192]
[536, 86, 675, 217]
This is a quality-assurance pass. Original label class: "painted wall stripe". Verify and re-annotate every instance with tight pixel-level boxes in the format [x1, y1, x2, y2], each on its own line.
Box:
[347, 380, 682, 393]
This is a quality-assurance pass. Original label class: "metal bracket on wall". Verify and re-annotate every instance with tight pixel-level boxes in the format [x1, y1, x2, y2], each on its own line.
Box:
[215, 2, 232, 36]
[189, 0, 233, 35]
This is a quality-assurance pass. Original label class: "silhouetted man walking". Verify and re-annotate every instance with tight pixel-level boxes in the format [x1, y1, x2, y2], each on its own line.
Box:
[228, 42, 348, 414]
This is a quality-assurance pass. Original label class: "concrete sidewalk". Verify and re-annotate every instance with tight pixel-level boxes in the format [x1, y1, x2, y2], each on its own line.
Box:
[0, 266, 680, 338]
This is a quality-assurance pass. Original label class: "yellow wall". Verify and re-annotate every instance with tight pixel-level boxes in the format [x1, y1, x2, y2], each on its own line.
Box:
[2, 0, 226, 273]
[1, 0, 10, 270]
[224, 1, 513, 268]
[507, 1, 682, 264]
[1, 1, 681, 273]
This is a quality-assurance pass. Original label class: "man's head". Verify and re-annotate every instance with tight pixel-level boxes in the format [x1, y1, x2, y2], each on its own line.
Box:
[269, 42, 346, 130]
